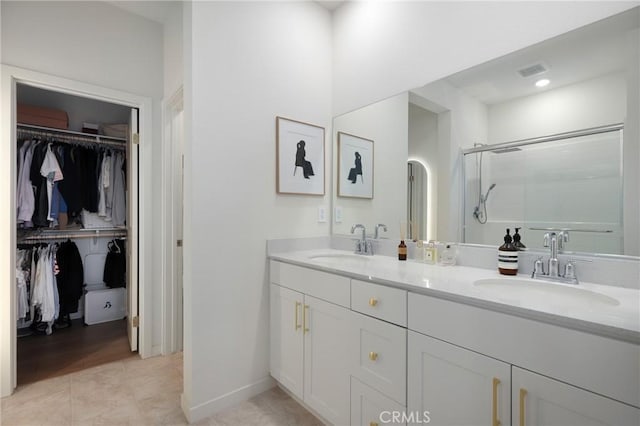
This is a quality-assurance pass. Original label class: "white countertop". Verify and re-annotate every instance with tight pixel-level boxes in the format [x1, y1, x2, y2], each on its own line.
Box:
[270, 249, 640, 344]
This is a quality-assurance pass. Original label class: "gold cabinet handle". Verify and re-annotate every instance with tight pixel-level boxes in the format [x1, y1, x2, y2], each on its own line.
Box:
[369, 297, 378, 307]
[369, 351, 378, 361]
[492, 377, 501, 426]
[369, 422, 379, 426]
[294, 301, 301, 330]
[303, 304, 309, 333]
[519, 388, 528, 426]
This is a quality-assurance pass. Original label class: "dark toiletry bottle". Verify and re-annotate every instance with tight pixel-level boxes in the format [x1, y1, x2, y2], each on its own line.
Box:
[398, 240, 407, 261]
[498, 228, 518, 275]
[513, 227, 526, 250]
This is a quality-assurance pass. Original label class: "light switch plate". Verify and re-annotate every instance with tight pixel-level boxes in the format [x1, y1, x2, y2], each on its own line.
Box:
[318, 206, 327, 223]
[335, 206, 343, 223]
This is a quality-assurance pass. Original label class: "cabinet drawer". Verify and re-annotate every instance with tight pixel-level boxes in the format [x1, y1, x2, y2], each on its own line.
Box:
[270, 261, 350, 308]
[350, 311, 407, 404]
[351, 377, 407, 426]
[352, 279, 407, 326]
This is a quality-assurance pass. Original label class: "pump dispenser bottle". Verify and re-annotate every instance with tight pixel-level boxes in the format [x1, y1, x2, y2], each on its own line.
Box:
[498, 228, 518, 275]
[513, 227, 526, 250]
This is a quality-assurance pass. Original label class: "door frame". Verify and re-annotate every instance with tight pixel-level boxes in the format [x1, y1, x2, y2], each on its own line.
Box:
[161, 86, 184, 354]
[0, 65, 153, 397]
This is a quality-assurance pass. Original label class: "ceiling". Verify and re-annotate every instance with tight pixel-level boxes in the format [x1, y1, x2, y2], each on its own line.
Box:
[109, 0, 345, 23]
[443, 7, 639, 105]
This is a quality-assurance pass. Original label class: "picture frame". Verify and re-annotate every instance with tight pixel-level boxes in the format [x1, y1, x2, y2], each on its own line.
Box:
[276, 116, 325, 195]
[337, 132, 374, 199]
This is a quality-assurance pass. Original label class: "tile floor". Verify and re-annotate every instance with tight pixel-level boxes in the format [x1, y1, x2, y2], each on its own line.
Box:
[0, 352, 322, 426]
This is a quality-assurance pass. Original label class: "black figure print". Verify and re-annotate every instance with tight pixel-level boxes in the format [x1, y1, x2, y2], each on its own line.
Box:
[348, 151, 363, 184]
[294, 140, 315, 179]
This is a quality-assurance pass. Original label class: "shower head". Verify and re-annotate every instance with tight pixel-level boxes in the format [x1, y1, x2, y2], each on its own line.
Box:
[483, 183, 496, 201]
[490, 147, 521, 154]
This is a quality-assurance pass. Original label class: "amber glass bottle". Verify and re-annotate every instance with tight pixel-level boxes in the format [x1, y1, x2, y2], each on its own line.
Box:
[398, 240, 407, 261]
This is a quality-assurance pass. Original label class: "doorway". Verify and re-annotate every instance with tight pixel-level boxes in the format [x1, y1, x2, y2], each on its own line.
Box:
[1, 65, 153, 397]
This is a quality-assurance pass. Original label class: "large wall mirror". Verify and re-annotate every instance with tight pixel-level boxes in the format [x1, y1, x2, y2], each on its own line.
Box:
[332, 6, 639, 257]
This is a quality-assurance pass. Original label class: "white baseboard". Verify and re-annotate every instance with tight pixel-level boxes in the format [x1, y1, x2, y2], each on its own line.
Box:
[182, 375, 276, 423]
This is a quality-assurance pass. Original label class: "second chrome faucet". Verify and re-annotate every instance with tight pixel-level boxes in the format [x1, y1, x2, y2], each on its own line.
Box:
[532, 231, 578, 284]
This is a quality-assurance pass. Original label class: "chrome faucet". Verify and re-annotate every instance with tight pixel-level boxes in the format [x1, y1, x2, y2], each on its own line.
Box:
[374, 223, 387, 239]
[351, 224, 373, 255]
[533, 231, 577, 284]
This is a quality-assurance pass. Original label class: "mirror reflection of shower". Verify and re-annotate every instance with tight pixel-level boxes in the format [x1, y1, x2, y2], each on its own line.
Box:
[473, 145, 496, 224]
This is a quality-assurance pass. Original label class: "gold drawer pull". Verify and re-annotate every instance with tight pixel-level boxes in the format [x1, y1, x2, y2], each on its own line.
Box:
[492, 377, 501, 426]
[370, 422, 379, 426]
[519, 388, 528, 426]
[369, 297, 378, 307]
[369, 351, 378, 361]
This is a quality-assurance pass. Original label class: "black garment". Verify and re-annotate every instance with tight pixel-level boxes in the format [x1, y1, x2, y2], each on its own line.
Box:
[57, 146, 83, 218]
[104, 239, 126, 288]
[55, 240, 84, 314]
[29, 142, 50, 227]
[77, 148, 100, 213]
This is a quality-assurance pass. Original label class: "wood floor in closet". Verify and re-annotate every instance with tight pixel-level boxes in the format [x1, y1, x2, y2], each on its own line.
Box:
[17, 318, 135, 386]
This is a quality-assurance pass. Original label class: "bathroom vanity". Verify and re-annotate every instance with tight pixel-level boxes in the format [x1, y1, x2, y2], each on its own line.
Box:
[268, 249, 640, 426]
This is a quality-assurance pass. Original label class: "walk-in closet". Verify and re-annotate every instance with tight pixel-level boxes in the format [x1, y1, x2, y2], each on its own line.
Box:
[14, 83, 139, 385]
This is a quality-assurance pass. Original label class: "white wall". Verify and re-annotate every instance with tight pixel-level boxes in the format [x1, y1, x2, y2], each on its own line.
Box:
[163, 1, 183, 98]
[333, 92, 408, 240]
[0, 0, 165, 369]
[332, 1, 637, 116]
[182, 1, 332, 421]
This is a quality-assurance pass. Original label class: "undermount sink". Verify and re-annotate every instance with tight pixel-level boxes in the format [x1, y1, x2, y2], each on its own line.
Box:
[473, 278, 620, 307]
[308, 253, 372, 264]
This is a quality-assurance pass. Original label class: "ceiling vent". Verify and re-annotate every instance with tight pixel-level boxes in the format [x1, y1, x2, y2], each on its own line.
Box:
[517, 63, 548, 78]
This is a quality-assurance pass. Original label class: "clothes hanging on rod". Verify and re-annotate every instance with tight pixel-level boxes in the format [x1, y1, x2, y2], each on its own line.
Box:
[16, 137, 127, 229]
[16, 240, 84, 335]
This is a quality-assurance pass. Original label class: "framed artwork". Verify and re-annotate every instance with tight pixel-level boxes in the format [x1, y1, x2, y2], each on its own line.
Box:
[338, 132, 374, 199]
[276, 116, 325, 195]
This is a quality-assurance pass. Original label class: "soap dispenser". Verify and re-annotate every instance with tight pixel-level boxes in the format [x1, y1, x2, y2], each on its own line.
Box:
[513, 227, 526, 250]
[498, 228, 518, 275]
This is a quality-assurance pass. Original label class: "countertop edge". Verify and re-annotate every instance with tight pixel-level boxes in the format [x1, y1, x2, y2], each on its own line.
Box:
[269, 254, 640, 345]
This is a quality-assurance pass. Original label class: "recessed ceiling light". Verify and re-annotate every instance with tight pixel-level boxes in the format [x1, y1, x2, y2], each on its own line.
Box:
[535, 79, 550, 88]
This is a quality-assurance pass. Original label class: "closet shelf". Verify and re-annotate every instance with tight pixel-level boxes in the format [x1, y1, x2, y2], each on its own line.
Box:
[17, 123, 127, 149]
[18, 227, 127, 243]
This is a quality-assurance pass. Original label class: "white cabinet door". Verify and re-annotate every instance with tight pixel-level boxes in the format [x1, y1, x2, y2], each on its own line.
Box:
[408, 331, 511, 426]
[304, 294, 351, 426]
[351, 377, 407, 426]
[270, 284, 304, 400]
[512, 367, 640, 426]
